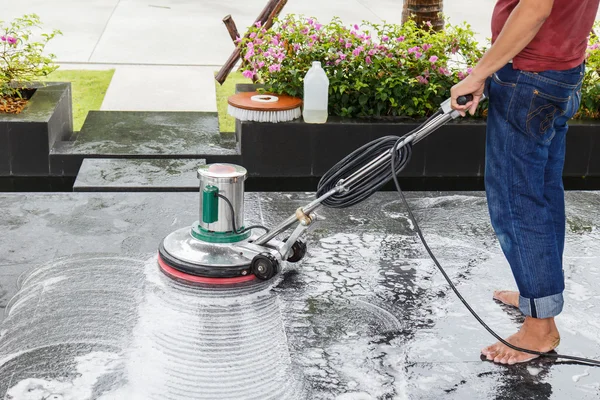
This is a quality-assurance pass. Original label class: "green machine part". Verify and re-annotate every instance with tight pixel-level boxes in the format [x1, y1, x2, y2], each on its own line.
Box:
[202, 185, 219, 224]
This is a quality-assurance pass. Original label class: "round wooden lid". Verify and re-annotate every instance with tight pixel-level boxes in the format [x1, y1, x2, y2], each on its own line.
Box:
[228, 92, 302, 111]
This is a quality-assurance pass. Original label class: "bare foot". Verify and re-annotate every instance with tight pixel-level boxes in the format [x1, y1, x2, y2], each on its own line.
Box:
[493, 290, 519, 308]
[481, 316, 560, 365]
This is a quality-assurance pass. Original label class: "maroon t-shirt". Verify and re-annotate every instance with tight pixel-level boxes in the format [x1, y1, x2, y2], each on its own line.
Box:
[492, 0, 600, 71]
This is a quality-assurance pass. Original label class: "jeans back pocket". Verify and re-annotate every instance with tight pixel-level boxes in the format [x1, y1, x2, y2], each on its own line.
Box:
[526, 89, 570, 143]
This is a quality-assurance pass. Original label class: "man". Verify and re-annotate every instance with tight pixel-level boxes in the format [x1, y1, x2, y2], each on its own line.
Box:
[451, 0, 600, 365]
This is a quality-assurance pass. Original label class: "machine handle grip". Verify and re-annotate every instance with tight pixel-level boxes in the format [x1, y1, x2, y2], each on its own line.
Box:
[457, 94, 474, 106]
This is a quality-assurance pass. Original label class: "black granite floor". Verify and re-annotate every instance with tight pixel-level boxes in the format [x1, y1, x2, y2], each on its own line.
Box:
[0, 192, 599, 399]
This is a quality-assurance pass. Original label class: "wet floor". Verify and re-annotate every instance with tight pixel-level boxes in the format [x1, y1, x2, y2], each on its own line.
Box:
[0, 192, 599, 399]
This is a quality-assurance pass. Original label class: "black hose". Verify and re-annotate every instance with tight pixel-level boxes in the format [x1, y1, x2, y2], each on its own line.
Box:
[216, 193, 268, 234]
[316, 111, 600, 367]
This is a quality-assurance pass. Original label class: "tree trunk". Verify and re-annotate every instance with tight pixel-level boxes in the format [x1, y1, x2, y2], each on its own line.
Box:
[402, 0, 444, 31]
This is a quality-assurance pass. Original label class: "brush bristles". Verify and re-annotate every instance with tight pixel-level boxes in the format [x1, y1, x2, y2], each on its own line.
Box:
[227, 105, 302, 123]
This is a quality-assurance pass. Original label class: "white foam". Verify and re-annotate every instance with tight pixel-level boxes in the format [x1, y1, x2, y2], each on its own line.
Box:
[6, 352, 121, 400]
[573, 369, 590, 382]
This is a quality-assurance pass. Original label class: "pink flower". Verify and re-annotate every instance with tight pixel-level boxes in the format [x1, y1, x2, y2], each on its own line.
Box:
[255, 21, 262, 28]
[438, 67, 450, 75]
[422, 44, 432, 51]
[467, 67, 473, 74]
[426, 21, 433, 28]
[366, 56, 372, 65]
[429, 55, 438, 63]
[408, 46, 420, 54]
[269, 64, 281, 73]
[387, 53, 393, 58]
[382, 35, 389, 42]
[315, 23, 323, 31]
[255, 38, 264, 45]
[368, 49, 376, 56]
[345, 41, 352, 49]
[271, 37, 279, 46]
[310, 34, 318, 41]
[301, 27, 309, 35]
[335, 59, 342, 65]
[247, 42, 254, 48]
[457, 72, 466, 80]
[352, 46, 364, 57]
[242, 70, 255, 79]
[416, 76, 429, 84]
[339, 53, 347, 60]
[234, 36, 242, 44]
[244, 48, 255, 60]
[307, 18, 314, 25]
[589, 43, 600, 50]
[293, 44, 300, 52]
[258, 61, 265, 68]
[276, 52, 285, 61]
[414, 51, 422, 59]
[354, 24, 360, 30]
[396, 36, 405, 42]
[250, 32, 257, 39]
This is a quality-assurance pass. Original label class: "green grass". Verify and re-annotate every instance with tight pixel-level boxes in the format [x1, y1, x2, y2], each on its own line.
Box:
[214, 71, 251, 132]
[43, 69, 115, 131]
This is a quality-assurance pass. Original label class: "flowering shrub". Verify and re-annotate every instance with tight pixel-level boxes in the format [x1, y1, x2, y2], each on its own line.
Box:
[239, 15, 485, 118]
[579, 27, 600, 119]
[1, 14, 61, 99]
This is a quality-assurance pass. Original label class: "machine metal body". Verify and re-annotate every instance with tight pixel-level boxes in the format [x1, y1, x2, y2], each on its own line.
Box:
[158, 96, 479, 285]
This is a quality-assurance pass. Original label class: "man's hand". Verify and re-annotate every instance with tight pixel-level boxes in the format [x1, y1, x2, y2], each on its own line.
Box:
[451, 74, 486, 116]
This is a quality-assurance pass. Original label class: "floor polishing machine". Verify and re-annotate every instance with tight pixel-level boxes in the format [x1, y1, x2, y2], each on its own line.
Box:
[157, 93, 600, 366]
[157, 94, 476, 286]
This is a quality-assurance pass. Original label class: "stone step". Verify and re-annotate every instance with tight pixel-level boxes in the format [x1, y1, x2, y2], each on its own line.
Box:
[50, 111, 240, 176]
[73, 158, 204, 192]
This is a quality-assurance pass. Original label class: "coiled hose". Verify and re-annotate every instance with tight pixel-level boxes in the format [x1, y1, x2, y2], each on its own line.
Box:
[316, 111, 600, 367]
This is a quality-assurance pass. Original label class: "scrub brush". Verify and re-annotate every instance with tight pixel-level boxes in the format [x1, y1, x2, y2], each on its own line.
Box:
[227, 92, 302, 123]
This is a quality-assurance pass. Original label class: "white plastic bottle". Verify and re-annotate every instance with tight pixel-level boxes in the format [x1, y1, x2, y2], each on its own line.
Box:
[303, 61, 329, 124]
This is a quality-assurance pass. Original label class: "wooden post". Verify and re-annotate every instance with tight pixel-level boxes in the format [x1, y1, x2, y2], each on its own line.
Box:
[215, 0, 288, 85]
[223, 15, 241, 43]
[402, 0, 444, 31]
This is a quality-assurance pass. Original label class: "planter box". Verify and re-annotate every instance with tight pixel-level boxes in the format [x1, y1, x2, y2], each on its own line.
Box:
[235, 84, 600, 182]
[0, 82, 73, 177]
[238, 117, 487, 178]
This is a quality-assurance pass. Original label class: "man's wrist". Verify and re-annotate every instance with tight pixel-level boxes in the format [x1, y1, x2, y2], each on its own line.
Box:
[470, 66, 491, 83]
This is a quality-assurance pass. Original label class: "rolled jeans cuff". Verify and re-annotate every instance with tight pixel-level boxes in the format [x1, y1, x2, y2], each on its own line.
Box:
[519, 292, 564, 319]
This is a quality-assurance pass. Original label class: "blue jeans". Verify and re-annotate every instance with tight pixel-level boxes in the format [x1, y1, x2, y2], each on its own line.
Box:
[485, 63, 584, 319]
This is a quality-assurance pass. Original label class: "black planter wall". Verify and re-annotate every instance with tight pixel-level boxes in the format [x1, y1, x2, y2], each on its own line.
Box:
[0, 82, 73, 177]
[238, 116, 600, 183]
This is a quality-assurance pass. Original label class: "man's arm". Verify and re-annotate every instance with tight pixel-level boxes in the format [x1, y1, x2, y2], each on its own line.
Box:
[451, 0, 555, 114]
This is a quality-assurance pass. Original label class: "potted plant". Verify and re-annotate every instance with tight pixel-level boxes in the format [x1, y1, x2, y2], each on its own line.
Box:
[234, 15, 600, 184]
[0, 14, 72, 177]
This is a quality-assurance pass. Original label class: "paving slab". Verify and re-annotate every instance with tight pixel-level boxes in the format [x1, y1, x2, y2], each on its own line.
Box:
[99, 65, 218, 112]
[89, 0, 383, 65]
[53, 111, 238, 157]
[2, 0, 119, 63]
[0, 191, 599, 398]
[73, 158, 204, 192]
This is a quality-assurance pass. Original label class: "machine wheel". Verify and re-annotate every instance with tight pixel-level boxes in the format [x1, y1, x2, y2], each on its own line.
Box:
[286, 239, 307, 263]
[251, 253, 279, 280]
